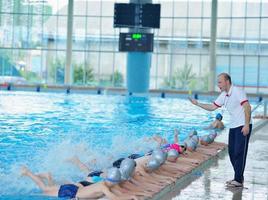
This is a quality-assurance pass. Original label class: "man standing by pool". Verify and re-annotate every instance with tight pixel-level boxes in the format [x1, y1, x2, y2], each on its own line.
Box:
[189, 73, 252, 188]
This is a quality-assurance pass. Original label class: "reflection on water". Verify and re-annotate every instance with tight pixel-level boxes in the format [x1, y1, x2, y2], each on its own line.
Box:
[226, 187, 243, 200]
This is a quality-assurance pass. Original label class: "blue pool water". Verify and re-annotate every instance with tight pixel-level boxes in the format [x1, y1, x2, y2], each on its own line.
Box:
[0, 91, 228, 199]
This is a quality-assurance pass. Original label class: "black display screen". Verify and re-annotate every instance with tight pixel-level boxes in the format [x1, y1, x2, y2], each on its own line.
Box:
[119, 33, 154, 52]
[114, 3, 161, 29]
[114, 3, 136, 28]
[140, 4, 161, 28]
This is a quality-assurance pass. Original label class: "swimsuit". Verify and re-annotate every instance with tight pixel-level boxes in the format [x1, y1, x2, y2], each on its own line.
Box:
[128, 153, 143, 159]
[88, 170, 103, 177]
[58, 184, 79, 199]
[79, 181, 93, 187]
[112, 158, 124, 168]
[162, 143, 183, 154]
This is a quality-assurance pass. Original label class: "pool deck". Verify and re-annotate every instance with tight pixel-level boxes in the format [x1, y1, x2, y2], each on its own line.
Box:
[150, 119, 268, 200]
[104, 119, 268, 200]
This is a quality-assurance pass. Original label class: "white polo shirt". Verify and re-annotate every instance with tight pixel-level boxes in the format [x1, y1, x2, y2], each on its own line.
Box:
[213, 85, 252, 128]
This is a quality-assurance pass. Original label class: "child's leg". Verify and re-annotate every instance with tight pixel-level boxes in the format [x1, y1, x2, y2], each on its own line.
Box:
[152, 135, 163, 145]
[174, 129, 179, 144]
[21, 166, 49, 191]
[66, 156, 91, 174]
[37, 172, 55, 186]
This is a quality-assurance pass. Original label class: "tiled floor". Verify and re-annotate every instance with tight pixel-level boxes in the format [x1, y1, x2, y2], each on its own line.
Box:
[166, 121, 268, 200]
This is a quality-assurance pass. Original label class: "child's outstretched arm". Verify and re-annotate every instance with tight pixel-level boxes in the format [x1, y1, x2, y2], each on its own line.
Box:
[174, 129, 179, 144]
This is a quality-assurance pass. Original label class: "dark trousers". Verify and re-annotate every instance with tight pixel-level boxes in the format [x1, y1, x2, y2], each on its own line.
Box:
[228, 124, 252, 183]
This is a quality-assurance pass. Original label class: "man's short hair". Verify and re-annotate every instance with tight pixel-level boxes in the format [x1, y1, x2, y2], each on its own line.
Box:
[218, 73, 232, 84]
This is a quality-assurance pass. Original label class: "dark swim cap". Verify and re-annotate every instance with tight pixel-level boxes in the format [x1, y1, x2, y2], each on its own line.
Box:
[216, 113, 223, 120]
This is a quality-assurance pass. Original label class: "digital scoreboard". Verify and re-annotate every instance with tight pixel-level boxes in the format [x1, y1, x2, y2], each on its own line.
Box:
[119, 33, 154, 52]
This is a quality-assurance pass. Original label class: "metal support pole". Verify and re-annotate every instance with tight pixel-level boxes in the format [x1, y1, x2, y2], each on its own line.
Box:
[65, 0, 74, 85]
[208, 0, 218, 91]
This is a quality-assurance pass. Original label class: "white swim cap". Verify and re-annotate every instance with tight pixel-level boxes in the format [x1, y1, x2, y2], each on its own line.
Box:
[106, 167, 121, 183]
[168, 149, 179, 158]
[152, 149, 167, 165]
[119, 158, 136, 180]
[146, 158, 161, 170]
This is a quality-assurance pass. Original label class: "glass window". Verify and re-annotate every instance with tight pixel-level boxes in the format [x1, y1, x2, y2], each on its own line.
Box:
[172, 41, 187, 54]
[202, 1, 211, 18]
[86, 1, 101, 16]
[158, 18, 172, 37]
[174, 1, 188, 17]
[86, 17, 100, 36]
[86, 40, 100, 52]
[1, 1, 14, 13]
[230, 56, 244, 86]
[230, 42, 244, 56]
[47, 51, 66, 84]
[260, 43, 268, 56]
[245, 18, 260, 39]
[99, 53, 114, 86]
[85, 52, 99, 82]
[150, 53, 158, 89]
[231, 19, 245, 39]
[187, 55, 200, 76]
[155, 40, 170, 54]
[245, 56, 258, 87]
[101, 17, 114, 35]
[173, 19, 187, 38]
[156, 54, 171, 89]
[74, 1, 87, 16]
[244, 43, 259, 54]
[43, 15, 57, 38]
[161, 1, 174, 17]
[24, 49, 43, 84]
[101, 1, 114, 16]
[216, 56, 230, 75]
[58, 16, 67, 38]
[114, 52, 126, 87]
[261, 18, 268, 40]
[217, 19, 231, 39]
[56, 1, 68, 16]
[172, 54, 186, 74]
[246, 1, 261, 17]
[259, 57, 268, 92]
[28, 15, 43, 48]
[201, 55, 209, 75]
[0, 49, 16, 76]
[188, 19, 202, 38]
[261, 2, 268, 17]
[100, 36, 117, 51]
[232, 2, 246, 17]
[189, 1, 202, 17]
[218, 1, 231, 17]
[73, 16, 86, 43]
[202, 19, 211, 39]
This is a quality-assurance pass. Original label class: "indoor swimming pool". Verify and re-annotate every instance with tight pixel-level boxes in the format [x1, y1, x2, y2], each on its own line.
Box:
[0, 91, 231, 199]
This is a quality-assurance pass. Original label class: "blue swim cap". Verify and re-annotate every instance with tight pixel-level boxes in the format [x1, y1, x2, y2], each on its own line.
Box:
[91, 175, 103, 183]
[216, 113, 223, 120]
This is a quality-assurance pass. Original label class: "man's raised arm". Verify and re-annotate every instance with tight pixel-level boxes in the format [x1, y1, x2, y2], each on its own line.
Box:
[188, 97, 218, 111]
